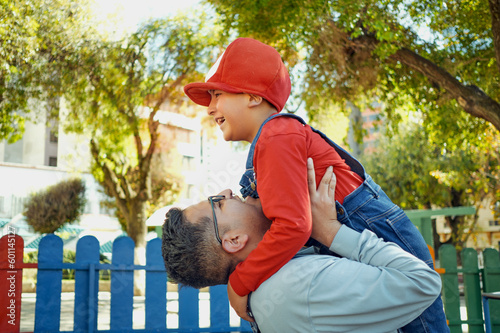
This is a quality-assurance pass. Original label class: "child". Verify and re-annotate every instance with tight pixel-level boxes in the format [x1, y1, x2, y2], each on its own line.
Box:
[184, 37, 448, 332]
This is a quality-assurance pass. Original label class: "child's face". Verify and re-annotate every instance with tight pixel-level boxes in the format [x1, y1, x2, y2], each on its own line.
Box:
[207, 90, 255, 142]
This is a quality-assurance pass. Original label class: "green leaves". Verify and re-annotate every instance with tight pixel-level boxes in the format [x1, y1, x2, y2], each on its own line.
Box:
[55, 14, 222, 246]
[360, 122, 500, 247]
[24, 178, 86, 234]
[207, 0, 500, 133]
[2, 2, 223, 247]
[0, 0, 97, 141]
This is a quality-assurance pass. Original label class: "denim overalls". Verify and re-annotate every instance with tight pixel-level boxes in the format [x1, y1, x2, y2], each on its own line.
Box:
[241, 113, 449, 333]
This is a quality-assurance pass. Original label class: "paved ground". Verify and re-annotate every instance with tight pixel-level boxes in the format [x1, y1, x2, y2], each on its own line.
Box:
[20, 292, 239, 332]
[21, 292, 469, 332]
[20, 292, 179, 332]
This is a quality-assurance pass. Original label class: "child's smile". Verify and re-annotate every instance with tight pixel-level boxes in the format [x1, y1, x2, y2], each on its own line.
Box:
[215, 116, 225, 126]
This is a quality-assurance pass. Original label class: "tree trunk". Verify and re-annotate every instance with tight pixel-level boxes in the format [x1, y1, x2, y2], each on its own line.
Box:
[489, 0, 500, 74]
[126, 199, 148, 249]
[125, 199, 148, 296]
[347, 102, 363, 158]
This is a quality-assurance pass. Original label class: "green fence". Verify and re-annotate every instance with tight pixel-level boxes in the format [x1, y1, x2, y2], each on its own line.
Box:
[405, 206, 477, 248]
[439, 245, 500, 333]
[404, 206, 500, 332]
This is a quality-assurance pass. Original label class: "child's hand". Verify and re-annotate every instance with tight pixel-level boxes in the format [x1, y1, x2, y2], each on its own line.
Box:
[227, 282, 254, 322]
[307, 158, 341, 247]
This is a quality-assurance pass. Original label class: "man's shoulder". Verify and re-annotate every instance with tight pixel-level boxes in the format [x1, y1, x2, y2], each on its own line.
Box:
[257, 252, 339, 289]
[250, 253, 342, 330]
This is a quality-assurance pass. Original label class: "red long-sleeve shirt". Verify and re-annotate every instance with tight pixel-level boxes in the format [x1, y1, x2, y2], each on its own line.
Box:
[229, 116, 364, 296]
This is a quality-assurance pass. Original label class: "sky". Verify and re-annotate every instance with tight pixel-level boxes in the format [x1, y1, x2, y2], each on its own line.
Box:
[91, 0, 201, 35]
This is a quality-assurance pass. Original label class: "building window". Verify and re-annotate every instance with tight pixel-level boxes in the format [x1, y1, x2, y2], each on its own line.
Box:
[49, 130, 58, 143]
[49, 157, 58, 167]
[182, 156, 195, 170]
[187, 184, 195, 199]
[489, 220, 499, 226]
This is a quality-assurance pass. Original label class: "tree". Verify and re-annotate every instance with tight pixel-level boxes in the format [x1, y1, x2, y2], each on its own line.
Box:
[361, 123, 500, 252]
[58, 16, 222, 258]
[0, 0, 96, 142]
[207, 0, 500, 137]
[24, 178, 86, 234]
[100, 151, 183, 231]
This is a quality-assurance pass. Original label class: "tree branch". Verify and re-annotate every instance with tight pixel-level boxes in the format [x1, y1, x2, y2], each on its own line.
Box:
[390, 48, 500, 131]
[138, 72, 188, 197]
[89, 139, 129, 213]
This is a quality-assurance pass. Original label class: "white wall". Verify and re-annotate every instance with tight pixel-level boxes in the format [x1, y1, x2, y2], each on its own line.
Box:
[0, 163, 104, 219]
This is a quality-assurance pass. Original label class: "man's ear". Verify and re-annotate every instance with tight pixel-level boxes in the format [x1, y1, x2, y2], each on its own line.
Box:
[221, 232, 249, 253]
[247, 94, 264, 108]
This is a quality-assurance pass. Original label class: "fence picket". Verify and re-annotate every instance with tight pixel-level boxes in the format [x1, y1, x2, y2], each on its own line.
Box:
[179, 286, 200, 329]
[34, 234, 63, 332]
[483, 248, 500, 332]
[440, 244, 463, 333]
[74, 235, 100, 332]
[462, 248, 484, 333]
[17, 230, 500, 333]
[145, 238, 167, 330]
[210, 285, 230, 330]
[110, 236, 135, 330]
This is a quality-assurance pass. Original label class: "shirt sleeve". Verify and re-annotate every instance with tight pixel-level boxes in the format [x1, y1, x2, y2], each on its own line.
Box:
[250, 226, 442, 332]
[229, 130, 312, 296]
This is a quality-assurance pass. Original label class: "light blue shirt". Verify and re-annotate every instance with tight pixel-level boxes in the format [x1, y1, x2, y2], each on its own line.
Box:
[249, 226, 441, 333]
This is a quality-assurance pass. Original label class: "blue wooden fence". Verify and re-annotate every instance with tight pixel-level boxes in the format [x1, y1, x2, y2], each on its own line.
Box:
[32, 234, 252, 333]
[3, 232, 500, 332]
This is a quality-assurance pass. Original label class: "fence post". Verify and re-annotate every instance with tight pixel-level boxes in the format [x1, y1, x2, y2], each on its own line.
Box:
[0, 234, 24, 333]
[440, 244, 463, 333]
[483, 248, 500, 332]
[34, 234, 63, 332]
[210, 285, 230, 331]
[110, 236, 134, 330]
[73, 235, 100, 332]
[179, 286, 200, 330]
[145, 238, 167, 330]
[462, 248, 484, 333]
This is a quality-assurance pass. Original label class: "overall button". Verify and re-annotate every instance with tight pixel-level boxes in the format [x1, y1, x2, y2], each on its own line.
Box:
[338, 208, 344, 215]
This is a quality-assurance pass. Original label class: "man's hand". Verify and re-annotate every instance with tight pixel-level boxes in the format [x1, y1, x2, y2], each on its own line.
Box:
[227, 282, 254, 322]
[307, 158, 341, 248]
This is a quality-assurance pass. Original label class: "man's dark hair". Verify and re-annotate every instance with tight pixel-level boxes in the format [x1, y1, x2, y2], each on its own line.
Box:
[161, 207, 231, 288]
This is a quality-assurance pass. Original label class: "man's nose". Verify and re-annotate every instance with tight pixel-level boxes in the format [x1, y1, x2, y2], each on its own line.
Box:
[217, 189, 233, 198]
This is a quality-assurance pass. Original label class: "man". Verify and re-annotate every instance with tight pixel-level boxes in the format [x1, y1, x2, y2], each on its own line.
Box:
[161, 159, 442, 332]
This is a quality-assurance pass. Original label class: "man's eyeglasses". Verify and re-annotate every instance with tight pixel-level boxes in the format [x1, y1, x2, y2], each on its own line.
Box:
[208, 195, 225, 244]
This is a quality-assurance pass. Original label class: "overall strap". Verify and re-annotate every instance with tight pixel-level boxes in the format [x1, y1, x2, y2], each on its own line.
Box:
[240, 113, 304, 198]
[245, 113, 306, 170]
[308, 126, 365, 179]
[272, 114, 366, 179]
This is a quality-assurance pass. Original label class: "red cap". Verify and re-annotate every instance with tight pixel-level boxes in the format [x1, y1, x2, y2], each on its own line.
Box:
[184, 38, 291, 111]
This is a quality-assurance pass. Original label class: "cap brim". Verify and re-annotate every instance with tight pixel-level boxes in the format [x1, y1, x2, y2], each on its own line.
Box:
[184, 82, 245, 107]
